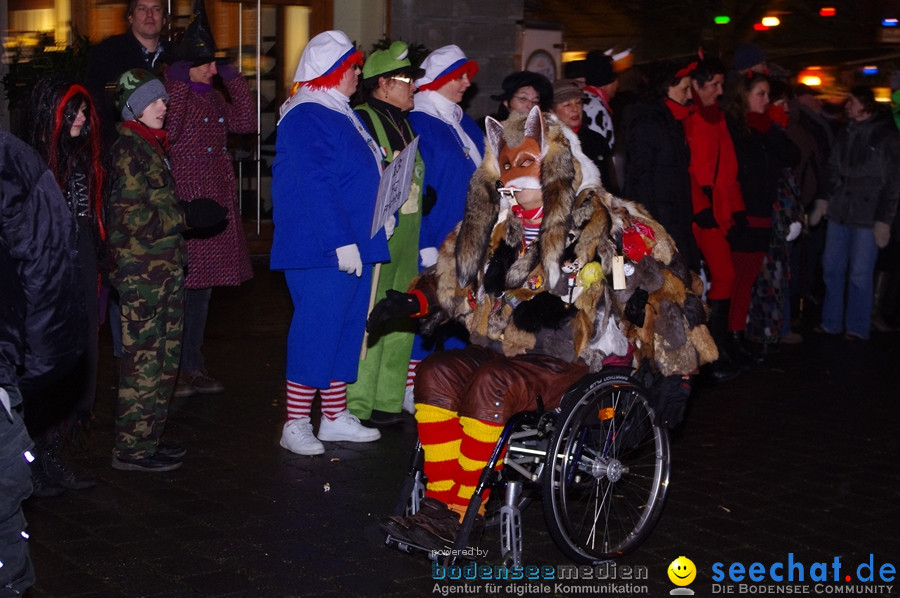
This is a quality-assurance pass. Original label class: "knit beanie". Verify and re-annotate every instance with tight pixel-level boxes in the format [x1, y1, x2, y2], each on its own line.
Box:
[115, 69, 169, 121]
[733, 43, 766, 72]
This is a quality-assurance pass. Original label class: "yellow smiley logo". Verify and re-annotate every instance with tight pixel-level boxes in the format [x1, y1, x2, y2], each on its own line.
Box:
[668, 556, 697, 586]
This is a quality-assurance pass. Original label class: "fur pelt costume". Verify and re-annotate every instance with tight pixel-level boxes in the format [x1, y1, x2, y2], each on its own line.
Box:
[414, 107, 717, 376]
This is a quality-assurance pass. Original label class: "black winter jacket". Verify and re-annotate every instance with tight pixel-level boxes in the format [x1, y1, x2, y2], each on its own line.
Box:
[624, 100, 699, 270]
[0, 130, 84, 395]
[827, 110, 900, 228]
[727, 116, 799, 252]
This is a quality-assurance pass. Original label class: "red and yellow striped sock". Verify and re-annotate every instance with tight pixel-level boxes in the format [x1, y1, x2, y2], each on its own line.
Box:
[415, 404, 462, 507]
[455, 417, 504, 514]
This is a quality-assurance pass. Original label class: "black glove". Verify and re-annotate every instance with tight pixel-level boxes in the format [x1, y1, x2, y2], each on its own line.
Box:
[693, 208, 718, 229]
[366, 290, 422, 333]
[731, 210, 748, 229]
[181, 198, 227, 229]
[624, 288, 649, 327]
[511, 292, 573, 332]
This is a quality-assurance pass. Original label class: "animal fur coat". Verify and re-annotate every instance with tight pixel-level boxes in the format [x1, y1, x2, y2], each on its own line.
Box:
[414, 107, 717, 376]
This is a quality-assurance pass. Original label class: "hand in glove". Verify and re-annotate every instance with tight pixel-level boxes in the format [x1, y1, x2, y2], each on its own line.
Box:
[809, 199, 828, 227]
[786, 221, 802, 242]
[217, 61, 241, 81]
[384, 215, 396, 241]
[419, 247, 438, 268]
[367, 289, 424, 332]
[166, 60, 192, 83]
[693, 208, 718, 229]
[336, 243, 362, 277]
[180, 198, 227, 229]
[874, 221, 891, 249]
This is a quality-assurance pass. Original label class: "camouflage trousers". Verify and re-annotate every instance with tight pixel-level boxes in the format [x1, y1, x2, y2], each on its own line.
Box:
[114, 271, 184, 459]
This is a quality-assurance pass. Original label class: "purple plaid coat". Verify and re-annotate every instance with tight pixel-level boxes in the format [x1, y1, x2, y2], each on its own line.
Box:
[164, 74, 255, 288]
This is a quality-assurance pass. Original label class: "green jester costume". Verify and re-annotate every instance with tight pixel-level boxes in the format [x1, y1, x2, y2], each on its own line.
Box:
[347, 42, 425, 421]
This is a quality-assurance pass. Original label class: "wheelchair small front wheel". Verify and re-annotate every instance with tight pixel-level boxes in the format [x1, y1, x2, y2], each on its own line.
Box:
[541, 369, 671, 563]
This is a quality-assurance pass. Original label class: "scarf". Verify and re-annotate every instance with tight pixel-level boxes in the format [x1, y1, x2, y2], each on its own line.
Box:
[665, 97, 691, 121]
[584, 85, 613, 113]
[123, 119, 169, 154]
[690, 88, 723, 124]
[188, 81, 213, 95]
[279, 86, 382, 171]
[412, 90, 483, 166]
[510, 203, 544, 222]
[746, 111, 773, 133]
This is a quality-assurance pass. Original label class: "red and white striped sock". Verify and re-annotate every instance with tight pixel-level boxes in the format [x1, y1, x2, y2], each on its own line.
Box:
[320, 381, 347, 420]
[286, 380, 316, 421]
[406, 359, 421, 391]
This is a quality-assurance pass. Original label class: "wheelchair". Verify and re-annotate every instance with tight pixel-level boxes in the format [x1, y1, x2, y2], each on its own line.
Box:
[384, 367, 671, 566]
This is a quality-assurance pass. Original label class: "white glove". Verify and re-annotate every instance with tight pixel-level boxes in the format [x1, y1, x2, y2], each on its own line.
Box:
[809, 199, 828, 227]
[786, 221, 802, 242]
[384, 215, 396, 240]
[874, 221, 891, 249]
[336, 243, 362, 277]
[419, 247, 438, 268]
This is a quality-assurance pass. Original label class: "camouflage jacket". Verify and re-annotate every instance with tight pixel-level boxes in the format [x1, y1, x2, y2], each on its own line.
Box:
[107, 124, 186, 289]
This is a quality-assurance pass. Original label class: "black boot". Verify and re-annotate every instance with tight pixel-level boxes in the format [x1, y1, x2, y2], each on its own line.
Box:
[42, 427, 96, 491]
[29, 437, 65, 498]
[729, 331, 764, 366]
[702, 299, 741, 382]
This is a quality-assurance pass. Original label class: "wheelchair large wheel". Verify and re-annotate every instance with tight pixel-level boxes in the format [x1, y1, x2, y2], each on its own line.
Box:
[541, 368, 670, 563]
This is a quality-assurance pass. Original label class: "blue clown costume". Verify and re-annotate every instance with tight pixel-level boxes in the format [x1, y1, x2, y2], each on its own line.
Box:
[406, 46, 484, 385]
[271, 30, 389, 455]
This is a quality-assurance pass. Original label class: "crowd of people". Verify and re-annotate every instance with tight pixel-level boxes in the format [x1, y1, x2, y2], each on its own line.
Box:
[3, 3, 900, 589]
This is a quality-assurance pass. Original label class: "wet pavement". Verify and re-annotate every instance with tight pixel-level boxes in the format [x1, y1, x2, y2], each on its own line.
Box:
[22, 256, 900, 597]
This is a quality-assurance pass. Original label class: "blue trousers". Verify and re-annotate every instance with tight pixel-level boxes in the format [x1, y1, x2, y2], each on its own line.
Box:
[284, 267, 372, 389]
[821, 221, 879, 339]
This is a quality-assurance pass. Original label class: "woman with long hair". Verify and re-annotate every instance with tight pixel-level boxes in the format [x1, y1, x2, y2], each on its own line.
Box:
[723, 73, 798, 357]
[25, 74, 106, 494]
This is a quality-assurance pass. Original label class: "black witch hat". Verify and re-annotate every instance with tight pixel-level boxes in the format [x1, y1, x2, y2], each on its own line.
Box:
[173, 0, 220, 66]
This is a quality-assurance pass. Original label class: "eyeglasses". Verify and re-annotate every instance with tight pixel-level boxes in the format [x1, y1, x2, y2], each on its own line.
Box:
[390, 75, 413, 85]
[512, 95, 541, 106]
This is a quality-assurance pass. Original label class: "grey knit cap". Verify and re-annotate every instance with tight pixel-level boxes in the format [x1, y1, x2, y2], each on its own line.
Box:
[115, 69, 169, 121]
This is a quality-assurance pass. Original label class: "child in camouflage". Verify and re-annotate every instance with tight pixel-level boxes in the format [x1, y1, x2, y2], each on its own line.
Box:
[106, 68, 188, 472]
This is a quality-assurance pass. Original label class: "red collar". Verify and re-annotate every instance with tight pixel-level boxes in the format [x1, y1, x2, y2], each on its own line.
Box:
[123, 120, 169, 153]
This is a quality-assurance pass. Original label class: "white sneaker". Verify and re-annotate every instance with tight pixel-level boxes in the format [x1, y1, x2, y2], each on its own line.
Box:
[280, 418, 325, 455]
[318, 411, 381, 443]
[402, 385, 416, 415]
